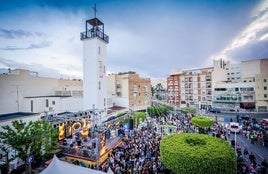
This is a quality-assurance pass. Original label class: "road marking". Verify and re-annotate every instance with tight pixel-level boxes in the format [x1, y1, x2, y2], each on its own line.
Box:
[256, 153, 264, 160]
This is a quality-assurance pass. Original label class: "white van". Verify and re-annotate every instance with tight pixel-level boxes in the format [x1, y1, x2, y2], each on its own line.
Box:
[229, 122, 241, 133]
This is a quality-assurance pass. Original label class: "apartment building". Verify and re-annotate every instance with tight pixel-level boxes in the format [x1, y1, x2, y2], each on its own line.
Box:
[0, 69, 83, 115]
[212, 58, 268, 111]
[167, 67, 213, 110]
[213, 82, 255, 111]
[107, 72, 151, 111]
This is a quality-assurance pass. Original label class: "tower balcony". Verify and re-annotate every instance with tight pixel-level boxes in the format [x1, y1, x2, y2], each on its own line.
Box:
[80, 27, 109, 43]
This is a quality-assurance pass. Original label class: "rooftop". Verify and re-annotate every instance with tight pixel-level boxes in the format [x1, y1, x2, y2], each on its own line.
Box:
[0, 112, 37, 121]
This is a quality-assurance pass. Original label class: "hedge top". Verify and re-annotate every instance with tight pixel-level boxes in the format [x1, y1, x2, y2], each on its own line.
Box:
[160, 133, 234, 159]
[191, 116, 214, 128]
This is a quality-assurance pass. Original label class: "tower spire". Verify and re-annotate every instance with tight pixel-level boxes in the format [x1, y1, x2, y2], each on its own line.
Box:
[93, 4, 97, 18]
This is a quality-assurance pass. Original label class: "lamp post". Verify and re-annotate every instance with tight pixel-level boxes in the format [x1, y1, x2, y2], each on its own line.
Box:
[234, 131, 237, 156]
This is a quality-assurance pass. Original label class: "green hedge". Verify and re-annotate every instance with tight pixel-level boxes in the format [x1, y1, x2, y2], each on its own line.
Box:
[160, 133, 237, 174]
[191, 116, 214, 128]
[181, 107, 196, 114]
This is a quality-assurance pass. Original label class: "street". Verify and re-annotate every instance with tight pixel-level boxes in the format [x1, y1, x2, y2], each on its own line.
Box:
[228, 132, 268, 164]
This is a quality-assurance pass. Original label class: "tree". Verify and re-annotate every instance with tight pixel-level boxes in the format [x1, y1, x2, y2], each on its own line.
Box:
[152, 83, 164, 100]
[0, 120, 58, 174]
[160, 133, 237, 174]
[147, 105, 173, 117]
[181, 107, 196, 115]
[191, 116, 214, 128]
[191, 116, 214, 134]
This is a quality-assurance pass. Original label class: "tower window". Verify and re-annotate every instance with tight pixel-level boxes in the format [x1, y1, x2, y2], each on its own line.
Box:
[98, 46, 101, 55]
[99, 81, 101, 90]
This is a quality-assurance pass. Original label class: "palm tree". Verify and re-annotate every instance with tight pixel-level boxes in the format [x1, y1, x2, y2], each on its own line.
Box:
[151, 83, 164, 100]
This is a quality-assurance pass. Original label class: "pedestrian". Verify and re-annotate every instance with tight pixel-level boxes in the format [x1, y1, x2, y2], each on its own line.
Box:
[249, 152, 256, 165]
[261, 159, 268, 174]
[243, 148, 249, 158]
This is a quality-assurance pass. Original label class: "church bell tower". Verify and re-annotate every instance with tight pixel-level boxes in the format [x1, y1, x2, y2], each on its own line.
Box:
[80, 5, 109, 115]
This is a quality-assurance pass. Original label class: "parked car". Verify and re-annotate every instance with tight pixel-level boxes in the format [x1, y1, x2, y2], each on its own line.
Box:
[229, 122, 241, 133]
[209, 108, 221, 113]
[260, 118, 268, 126]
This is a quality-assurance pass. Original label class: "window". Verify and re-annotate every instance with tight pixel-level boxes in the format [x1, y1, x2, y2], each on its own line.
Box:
[264, 79, 267, 82]
[98, 46, 101, 55]
[133, 93, 137, 99]
[99, 81, 101, 90]
[31, 100, 33, 112]
[264, 94, 267, 98]
[264, 86, 267, 90]
[46, 99, 49, 107]
[52, 101, 55, 105]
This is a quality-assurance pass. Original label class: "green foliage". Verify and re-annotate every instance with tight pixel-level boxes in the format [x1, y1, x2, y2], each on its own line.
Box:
[152, 83, 164, 99]
[133, 112, 146, 125]
[0, 120, 58, 165]
[120, 112, 146, 127]
[116, 112, 127, 117]
[160, 133, 237, 174]
[191, 116, 214, 128]
[181, 107, 196, 114]
[147, 105, 173, 117]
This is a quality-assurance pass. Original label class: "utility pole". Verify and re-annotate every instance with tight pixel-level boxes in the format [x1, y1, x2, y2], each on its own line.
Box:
[16, 85, 20, 112]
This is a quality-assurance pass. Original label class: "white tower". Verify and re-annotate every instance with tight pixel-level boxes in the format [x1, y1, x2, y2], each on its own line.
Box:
[80, 7, 109, 115]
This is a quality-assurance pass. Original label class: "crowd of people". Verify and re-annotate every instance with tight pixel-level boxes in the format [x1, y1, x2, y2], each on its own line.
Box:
[90, 111, 268, 174]
[100, 128, 168, 174]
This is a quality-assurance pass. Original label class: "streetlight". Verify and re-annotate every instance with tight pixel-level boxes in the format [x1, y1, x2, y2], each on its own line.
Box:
[234, 131, 237, 156]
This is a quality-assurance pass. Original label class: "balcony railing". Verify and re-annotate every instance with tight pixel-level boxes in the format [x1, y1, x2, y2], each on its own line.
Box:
[80, 27, 109, 43]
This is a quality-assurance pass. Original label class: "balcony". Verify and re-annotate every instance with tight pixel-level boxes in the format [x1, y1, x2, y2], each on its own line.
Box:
[80, 27, 109, 43]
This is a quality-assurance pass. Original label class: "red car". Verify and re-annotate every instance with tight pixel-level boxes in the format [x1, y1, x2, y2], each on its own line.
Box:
[260, 119, 268, 126]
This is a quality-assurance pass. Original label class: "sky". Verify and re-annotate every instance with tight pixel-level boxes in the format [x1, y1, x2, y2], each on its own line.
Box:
[0, 0, 268, 80]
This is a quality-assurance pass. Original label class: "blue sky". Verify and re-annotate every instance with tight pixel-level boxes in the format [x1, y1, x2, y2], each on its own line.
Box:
[0, 0, 267, 79]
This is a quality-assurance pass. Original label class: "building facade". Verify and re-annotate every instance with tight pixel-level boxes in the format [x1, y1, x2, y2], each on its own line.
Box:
[167, 58, 268, 112]
[0, 69, 83, 115]
[167, 67, 213, 110]
[212, 58, 268, 111]
[107, 72, 152, 111]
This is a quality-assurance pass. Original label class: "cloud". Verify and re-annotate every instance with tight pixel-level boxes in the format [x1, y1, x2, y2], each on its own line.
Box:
[210, 0, 268, 62]
[0, 28, 46, 39]
[0, 56, 69, 78]
[0, 41, 51, 50]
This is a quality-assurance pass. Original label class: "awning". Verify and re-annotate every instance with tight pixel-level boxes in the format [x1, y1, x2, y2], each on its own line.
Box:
[240, 102, 255, 109]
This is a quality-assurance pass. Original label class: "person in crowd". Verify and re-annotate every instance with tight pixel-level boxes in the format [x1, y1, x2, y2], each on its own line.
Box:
[243, 148, 249, 158]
